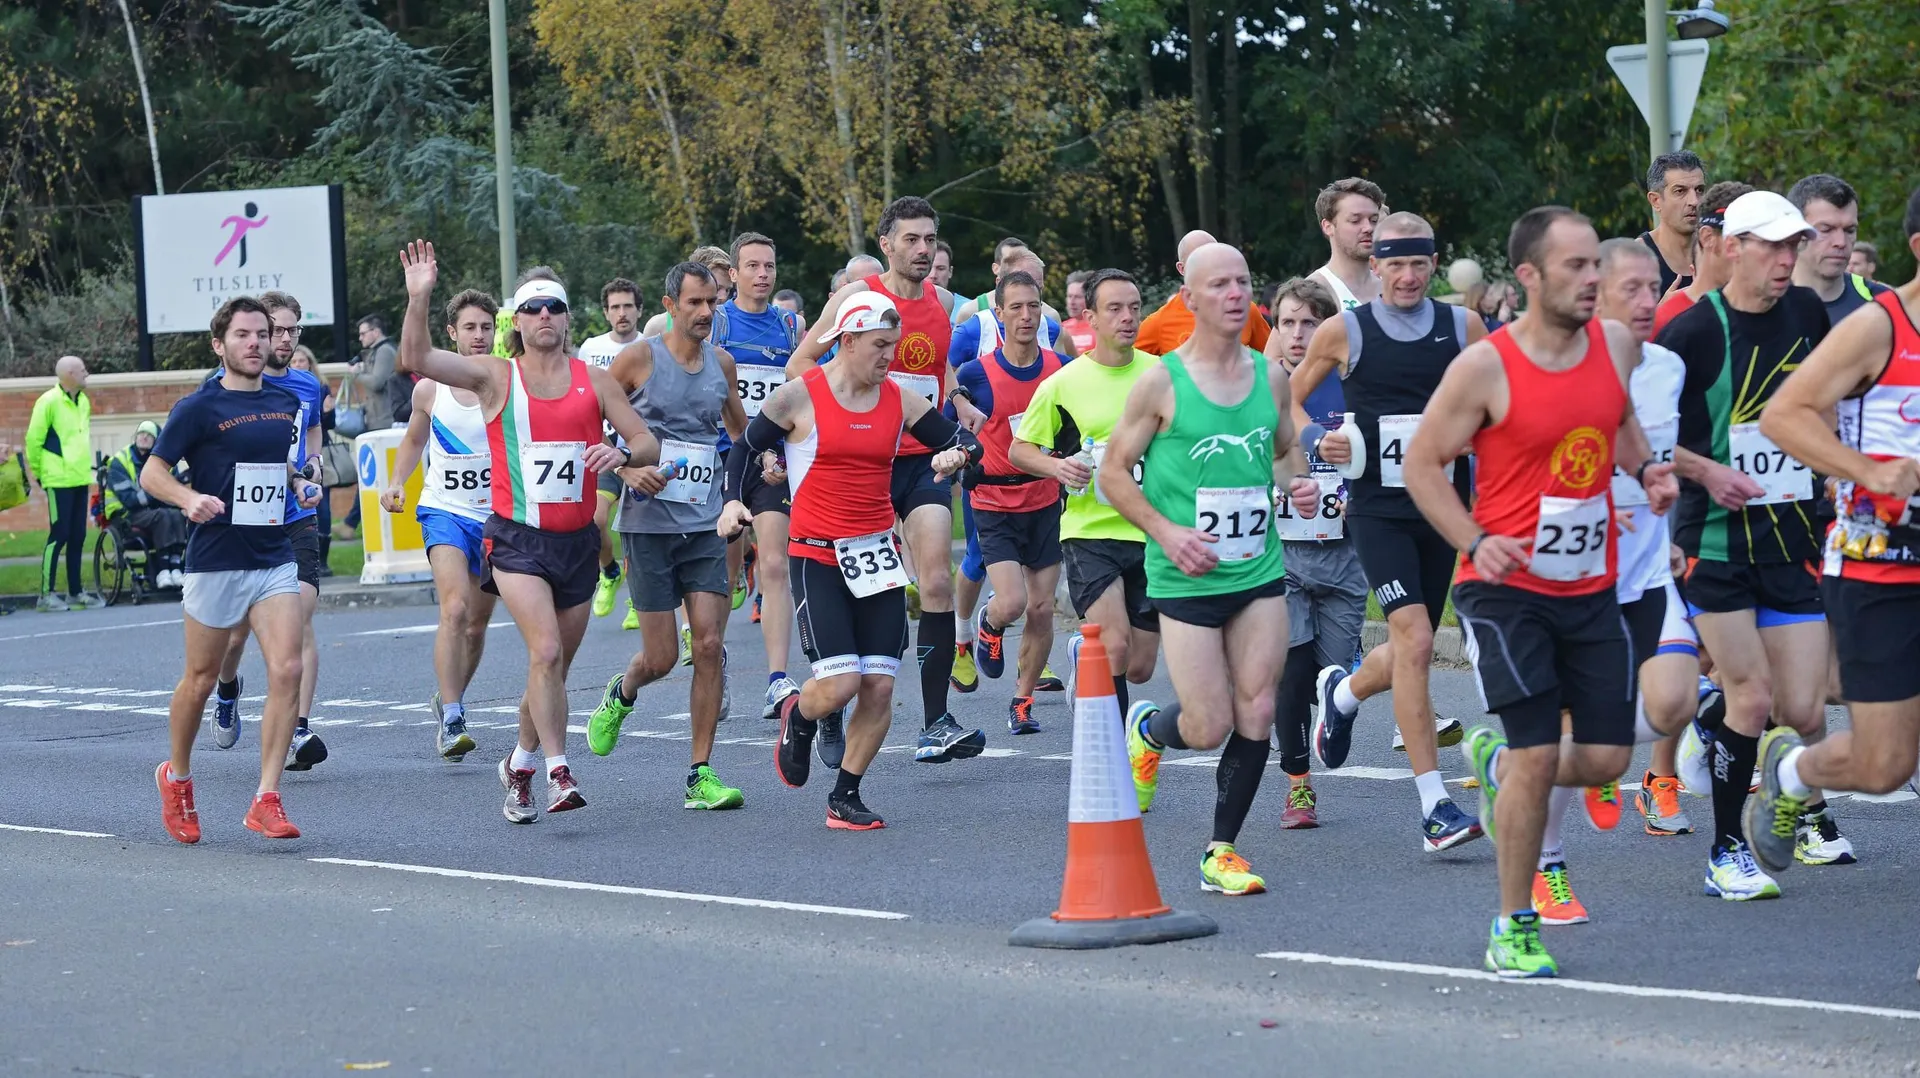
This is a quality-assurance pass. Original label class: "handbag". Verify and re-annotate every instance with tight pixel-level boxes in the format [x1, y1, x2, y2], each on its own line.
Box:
[321, 432, 358, 488]
[0, 451, 26, 512]
[334, 372, 367, 438]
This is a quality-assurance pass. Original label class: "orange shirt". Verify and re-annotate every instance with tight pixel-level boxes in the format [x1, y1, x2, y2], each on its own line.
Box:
[1136, 293, 1272, 356]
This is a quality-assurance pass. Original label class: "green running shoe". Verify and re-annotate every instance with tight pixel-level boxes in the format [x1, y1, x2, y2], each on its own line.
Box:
[588, 674, 634, 756]
[591, 568, 621, 618]
[1743, 727, 1809, 873]
[1463, 725, 1506, 847]
[1200, 844, 1266, 896]
[1125, 700, 1162, 813]
[685, 764, 744, 810]
[1485, 911, 1558, 978]
[621, 601, 639, 631]
[678, 625, 693, 666]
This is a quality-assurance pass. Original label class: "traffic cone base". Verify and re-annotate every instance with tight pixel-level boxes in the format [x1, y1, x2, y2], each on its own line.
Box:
[1010, 907, 1218, 950]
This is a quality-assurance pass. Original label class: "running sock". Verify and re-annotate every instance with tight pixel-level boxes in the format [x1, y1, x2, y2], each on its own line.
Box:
[956, 613, 975, 645]
[1332, 676, 1362, 717]
[1143, 703, 1188, 751]
[167, 767, 189, 783]
[1710, 727, 1759, 851]
[768, 671, 785, 686]
[216, 678, 239, 702]
[832, 767, 863, 800]
[1414, 770, 1449, 815]
[1275, 644, 1318, 778]
[546, 754, 569, 775]
[510, 746, 538, 772]
[1539, 786, 1575, 869]
[617, 675, 636, 707]
[1209, 733, 1270, 845]
[1777, 746, 1812, 799]
[442, 701, 465, 725]
[295, 717, 310, 734]
[687, 762, 708, 786]
[1113, 679, 1130, 714]
[917, 612, 956, 728]
[601, 560, 619, 580]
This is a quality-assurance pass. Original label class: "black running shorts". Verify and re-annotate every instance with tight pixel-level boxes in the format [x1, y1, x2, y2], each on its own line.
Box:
[482, 515, 601, 611]
[1454, 582, 1633, 750]
[1347, 512, 1456, 628]
[1823, 575, 1920, 703]
[791, 555, 909, 681]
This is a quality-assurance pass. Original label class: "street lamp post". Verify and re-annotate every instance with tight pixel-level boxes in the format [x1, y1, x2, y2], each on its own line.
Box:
[489, 0, 518, 298]
[1645, 0, 1669, 166]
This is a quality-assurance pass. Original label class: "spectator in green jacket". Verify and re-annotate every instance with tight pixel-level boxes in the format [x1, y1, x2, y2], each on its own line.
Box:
[26, 355, 102, 611]
[103, 420, 189, 589]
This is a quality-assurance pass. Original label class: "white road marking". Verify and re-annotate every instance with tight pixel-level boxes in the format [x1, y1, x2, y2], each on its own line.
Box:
[0, 618, 181, 643]
[311, 858, 909, 920]
[1256, 950, 1920, 1022]
[0, 823, 116, 838]
[346, 620, 512, 637]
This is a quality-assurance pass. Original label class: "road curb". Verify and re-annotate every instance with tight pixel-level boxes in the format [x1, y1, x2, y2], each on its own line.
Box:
[317, 582, 438, 609]
[1362, 622, 1468, 668]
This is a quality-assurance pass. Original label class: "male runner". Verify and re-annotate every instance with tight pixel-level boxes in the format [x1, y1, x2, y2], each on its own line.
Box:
[1653, 181, 1753, 336]
[146, 296, 324, 842]
[1747, 185, 1920, 873]
[1136, 231, 1273, 355]
[1262, 276, 1364, 829]
[205, 290, 330, 772]
[725, 294, 981, 829]
[787, 196, 987, 762]
[1641, 150, 1709, 294]
[1656, 190, 1842, 896]
[1291, 211, 1485, 851]
[1310, 177, 1386, 310]
[1415, 206, 1673, 978]
[589, 262, 751, 808]
[1061, 270, 1096, 353]
[951, 236, 1030, 326]
[932, 240, 956, 317]
[954, 270, 1067, 734]
[1787, 173, 1892, 325]
[580, 277, 643, 621]
[1849, 242, 1878, 282]
[950, 247, 1077, 359]
[382, 288, 501, 762]
[395, 242, 660, 822]
[1010, 269, 1162, 713]
[1109, 242, 1320, 896]
[643, 246, 733, 336]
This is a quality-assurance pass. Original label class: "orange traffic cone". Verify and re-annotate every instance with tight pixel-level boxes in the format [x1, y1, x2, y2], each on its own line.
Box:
[1010, 624, 1217, 948]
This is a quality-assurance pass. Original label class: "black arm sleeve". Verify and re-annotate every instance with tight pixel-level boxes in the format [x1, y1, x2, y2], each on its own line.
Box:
[906, 409, 984, 466]
[724, 412, 787, 498]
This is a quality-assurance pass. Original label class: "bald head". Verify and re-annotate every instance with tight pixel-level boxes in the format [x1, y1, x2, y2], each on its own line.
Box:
[55, 355, 87, 392]
[1377, 212, 1434, 242]
[1175, 230, 1219, 271]
[846, 255, 883, 280]
[1182, 242, 1244, 286]
[1178, 243, 1251, 343]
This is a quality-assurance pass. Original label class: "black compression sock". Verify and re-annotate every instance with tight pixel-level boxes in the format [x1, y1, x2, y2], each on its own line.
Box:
[1145, 702, 1188, 751]
[1211, 733, 1272, 845]
[687, 763, 707, 786]
[1113, 678, 1129, 714]
[602, 560, 620, 580]
[617, 675, 636, 707]
[1711, 727, 1759, 851]
[1276, 644, 1318, 777]
[832, 767, 863, 799]
[216, 678, 239, 702]
[1696, 685, 1727, 736]
[918, 612, 956, 728]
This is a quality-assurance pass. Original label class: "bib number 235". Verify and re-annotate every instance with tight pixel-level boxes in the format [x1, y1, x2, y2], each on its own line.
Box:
[834, 530, 909, 598]
[1530, 495, 1609, 582]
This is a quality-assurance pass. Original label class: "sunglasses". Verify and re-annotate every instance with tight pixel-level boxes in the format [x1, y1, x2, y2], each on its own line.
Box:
[517, 298, 569, 315]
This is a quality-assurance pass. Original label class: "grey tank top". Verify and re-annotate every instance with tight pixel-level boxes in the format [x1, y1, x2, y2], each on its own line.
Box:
[615, 336, 730, 534]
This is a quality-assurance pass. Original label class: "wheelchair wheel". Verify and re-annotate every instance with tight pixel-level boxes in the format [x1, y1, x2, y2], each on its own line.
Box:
[92, 529, 129, 607]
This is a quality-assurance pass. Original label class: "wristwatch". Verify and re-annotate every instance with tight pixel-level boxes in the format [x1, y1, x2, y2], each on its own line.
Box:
[947, 385, 975, 406]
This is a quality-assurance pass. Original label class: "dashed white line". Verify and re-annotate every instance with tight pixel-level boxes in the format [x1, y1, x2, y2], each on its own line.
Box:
[0, 823, 116, 838]
[0, 618, 182, 643]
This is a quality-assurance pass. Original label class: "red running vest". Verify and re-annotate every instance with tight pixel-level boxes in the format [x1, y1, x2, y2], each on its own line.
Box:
[486, 356, 604, 532]
[786, 366, 904, 566]
[865, 273, 951, 456]
[970, 348, 1065, 514]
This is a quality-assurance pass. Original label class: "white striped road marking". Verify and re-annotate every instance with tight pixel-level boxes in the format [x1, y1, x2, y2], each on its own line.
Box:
[0, 618, 182, 643]
[0, 823, 116, 838]
[1256, 951, 1920, 1022]
[310, 858, 910, 920]
[346, 620, 512, 637]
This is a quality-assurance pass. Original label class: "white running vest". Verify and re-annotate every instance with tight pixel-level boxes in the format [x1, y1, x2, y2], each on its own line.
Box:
[417, 381, 494, 522]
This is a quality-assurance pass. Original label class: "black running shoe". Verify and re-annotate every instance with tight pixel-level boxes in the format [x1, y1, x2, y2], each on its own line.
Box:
[1311, 665, 1357, 770]
[817, 712, 846, 770]
[776, 693, 818, 788]
[1422, 798, 1484, 853]
[826, 791, 885, 831]
[915, 714, 986, 763]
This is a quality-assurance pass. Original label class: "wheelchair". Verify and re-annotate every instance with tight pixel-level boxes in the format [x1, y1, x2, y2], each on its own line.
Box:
[88, 462, 181, 607]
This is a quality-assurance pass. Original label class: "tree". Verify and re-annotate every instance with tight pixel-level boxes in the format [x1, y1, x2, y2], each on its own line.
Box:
[0, 11, 95, 367]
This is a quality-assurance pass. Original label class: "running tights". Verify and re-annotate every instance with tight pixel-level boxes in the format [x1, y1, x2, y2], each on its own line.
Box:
[1274, 643, 1318, 777]
[42, 485, 87, 597]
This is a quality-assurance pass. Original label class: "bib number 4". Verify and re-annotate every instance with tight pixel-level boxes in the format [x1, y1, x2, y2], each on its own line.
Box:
[1377, 414, 1454, 489]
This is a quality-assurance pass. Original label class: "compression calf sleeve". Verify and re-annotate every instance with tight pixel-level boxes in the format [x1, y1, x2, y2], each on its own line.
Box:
[917, 612, 956, 727]
[1711, 727, 1759, 852]
[1275, 644, 1318, 777]
[1211, 733, 1271, 845]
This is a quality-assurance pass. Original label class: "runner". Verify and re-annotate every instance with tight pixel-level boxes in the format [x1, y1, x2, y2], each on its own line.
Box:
[1787, 174, 1893, 325]
[1061, 270, 1096, 353]
[394, 242, 660, 822]
[643, 246, 733, 336]
[951, 236, 1030, 326]
[931, 240, 956, 316]
[1310, 177, 1386, 310]
[1849, 241, 1878, 283]
[381, 287, 501, 762]
[205, 289, 330, 772]
[1656, 190, 1844, 895]
[146, 295, 325, 843]
[1652, 181, 1753, 336]
[725, 293, 981, 828]
[1135, 230, 1273, 355]
[1640, 150, 1708, 295]
[786, 196, 987, 763]
[1289, 211, 1486, 851]
[588, 262, 751, 808]
[1413, 205, 1674, 978]
[953, 270, 1067, 735]
[1746, 184, 1920, 873]
[1262, 276, 1364, 829]
[1106, 242, 1318, 896]
[579, 277, 643, 623]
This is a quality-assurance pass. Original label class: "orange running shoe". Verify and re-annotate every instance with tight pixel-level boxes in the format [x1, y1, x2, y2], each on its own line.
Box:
[244, 791, 301, 839]
[1584, 781, 1622, 831]
[155, 762, 200, 844]
[1636, 773, 1694, 835]
[1531, 862, 1589, 925]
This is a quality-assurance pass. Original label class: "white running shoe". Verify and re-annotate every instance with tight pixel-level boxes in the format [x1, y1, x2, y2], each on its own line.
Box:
[764, 676, 800, 719]
[1676, 719, 1713, 797]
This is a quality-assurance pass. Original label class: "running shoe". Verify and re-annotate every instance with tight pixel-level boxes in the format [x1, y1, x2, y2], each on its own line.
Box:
[212, 676, 243, 750]
[155, 762, 200, 844]
[588, 674, 633, 756]
[546, 765, 585, 813]
[591, 567, 621, 617]
[827, 791, 885, 831]
[436, 716, 475, 763]
[1703, 841, 1780, 900]
[1064, 631, 1082, 706]
[974, 618, 1007, 680]
[621, 602, 639, 631]
[678, 625, 693, 666]
[905, 580, 921, 620]
[244, 792, 301, 839]
[1795, 807, 1857, 866]
[1741, 727, 1808, 872]
[775, 691, 818, 788]
[1310, 665, 1356, 769]
[719, 646, 733, 722]
[1636, 772, 1692, 835]
[1583, 781, 1622, 831]
[1036, 664, 1064, 692]
[1390, 715, 1465, 751]
[950, 643, 979, 693]
[68, 592, 105, 610]
[817, 711, 845, 770]
[1125, 700, 1162, 813]
[285, 727, 328, 772]
[915, 714, 986, 762]
[1200, 845, 1266, 896]
[763, 676, 799, 720]
[1007, 696, 1041, 735]
[499, 758, 538, 824]
[1531, 863, 1589, 925]
[685, 765, 744, 810]
[1422, 798, 1482, 853]
[1280, 783, 1319, 830]
[1678, 685, 1722, 795]
[36, 593, 69, 613]
[1485, 912, 1558, 978]
[751, 593, 762, 624]
[731, 578, 749, 611]
[1464, 724, 1506, 847]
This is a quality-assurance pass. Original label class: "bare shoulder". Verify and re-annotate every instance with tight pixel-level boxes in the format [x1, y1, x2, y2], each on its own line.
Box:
[762, 376, 808, 424]
[714, 345, 739, 376]
[1445, 337, 1505, 390]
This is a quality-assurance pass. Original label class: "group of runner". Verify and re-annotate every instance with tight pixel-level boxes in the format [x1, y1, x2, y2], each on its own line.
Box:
[138, 174, 1920, 981]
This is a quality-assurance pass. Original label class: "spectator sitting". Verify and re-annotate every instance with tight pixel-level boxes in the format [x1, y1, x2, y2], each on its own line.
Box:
[103, 420, 189, 589]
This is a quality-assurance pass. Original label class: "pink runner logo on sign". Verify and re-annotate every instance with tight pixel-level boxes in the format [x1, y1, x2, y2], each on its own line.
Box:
[214, 201, 270, 268]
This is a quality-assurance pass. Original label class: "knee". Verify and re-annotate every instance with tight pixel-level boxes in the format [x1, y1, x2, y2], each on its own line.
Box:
[525, 635, 564, 670]
[1024, 595, 1052, 626]
[265, 653, 303, 690]
[758, 557, 787, 591]
[180, 669, 218, 700]
[441, 594, 472, 633]
[1389, 618, 1435, 662]
[917, 570, 953, 605]
[814, 673, 862, 711]
[691, 624, 724, 667]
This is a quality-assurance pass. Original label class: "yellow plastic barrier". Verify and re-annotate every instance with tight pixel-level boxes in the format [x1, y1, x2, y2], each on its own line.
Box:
[354, 428, 432, 585]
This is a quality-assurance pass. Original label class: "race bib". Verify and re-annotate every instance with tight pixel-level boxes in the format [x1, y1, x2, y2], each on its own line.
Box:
[436, 452, 492, 509]
[1531, 494, 1611, 582]
[1008, 411, 1024, 438]
[231, 461, 286, 527]
[1195, 486, 1270, 561]
[1611, 418, 1677, 508]
[520, 441, 584, 504]
[833, 529, 909, 598]
[736, 366, 785, 418]
[1089, 440, 1143, 507]
[887, 371, 940, 405]
[655, 439, 719, 505]
[1273, 474, 1345, 541]
[1376, 413, 1453, 488]
[1730, 422, 1812, 505]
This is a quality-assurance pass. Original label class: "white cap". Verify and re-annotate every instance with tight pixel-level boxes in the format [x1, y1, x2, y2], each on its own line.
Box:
[815, 291, 900, 344]
[1722, 191, 1817, 243]
[511, 278, 569, 310]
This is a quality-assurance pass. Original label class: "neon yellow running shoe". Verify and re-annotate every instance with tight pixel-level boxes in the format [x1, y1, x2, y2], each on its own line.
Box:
[685, 765, 744, 810]
[1036, 663, 1064, 692]
[1485, 911, 1558, 978]
[1200, 845, 1266, 896]
[678, 625, 693, 667]
[591, 568, 621, 618]
[949, 643, 979, 693]
[621, 601, 639, 631]
[1125, 700, 1162, 813]
[587, 674, 633, 756]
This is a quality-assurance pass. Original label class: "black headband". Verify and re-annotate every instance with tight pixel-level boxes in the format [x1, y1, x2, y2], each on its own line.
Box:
[1699, 209, 1727, 231]
[1373, 236, 1435, 259]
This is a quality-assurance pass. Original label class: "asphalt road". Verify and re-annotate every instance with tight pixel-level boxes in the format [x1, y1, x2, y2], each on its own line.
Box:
[4, 597, 1919, 1076]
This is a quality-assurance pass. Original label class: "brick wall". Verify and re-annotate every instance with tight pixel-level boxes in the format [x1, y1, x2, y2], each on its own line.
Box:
[0, 364, 350, 532]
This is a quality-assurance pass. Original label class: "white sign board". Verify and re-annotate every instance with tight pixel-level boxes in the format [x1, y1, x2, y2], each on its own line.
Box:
[139, 185, 339, 333]
[1607, 40, 1712, 153]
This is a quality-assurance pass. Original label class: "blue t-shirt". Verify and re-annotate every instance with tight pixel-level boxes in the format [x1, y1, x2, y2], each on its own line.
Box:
[949, 310, 1063, 365]
[712, 301, 800, 453]
[266, 366, 328, 523]
[154, 378, 303, 572]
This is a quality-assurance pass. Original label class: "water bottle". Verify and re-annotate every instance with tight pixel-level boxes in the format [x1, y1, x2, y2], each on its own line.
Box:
[630, 456, 688, 503]
[1065, 438, 1095, 496]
